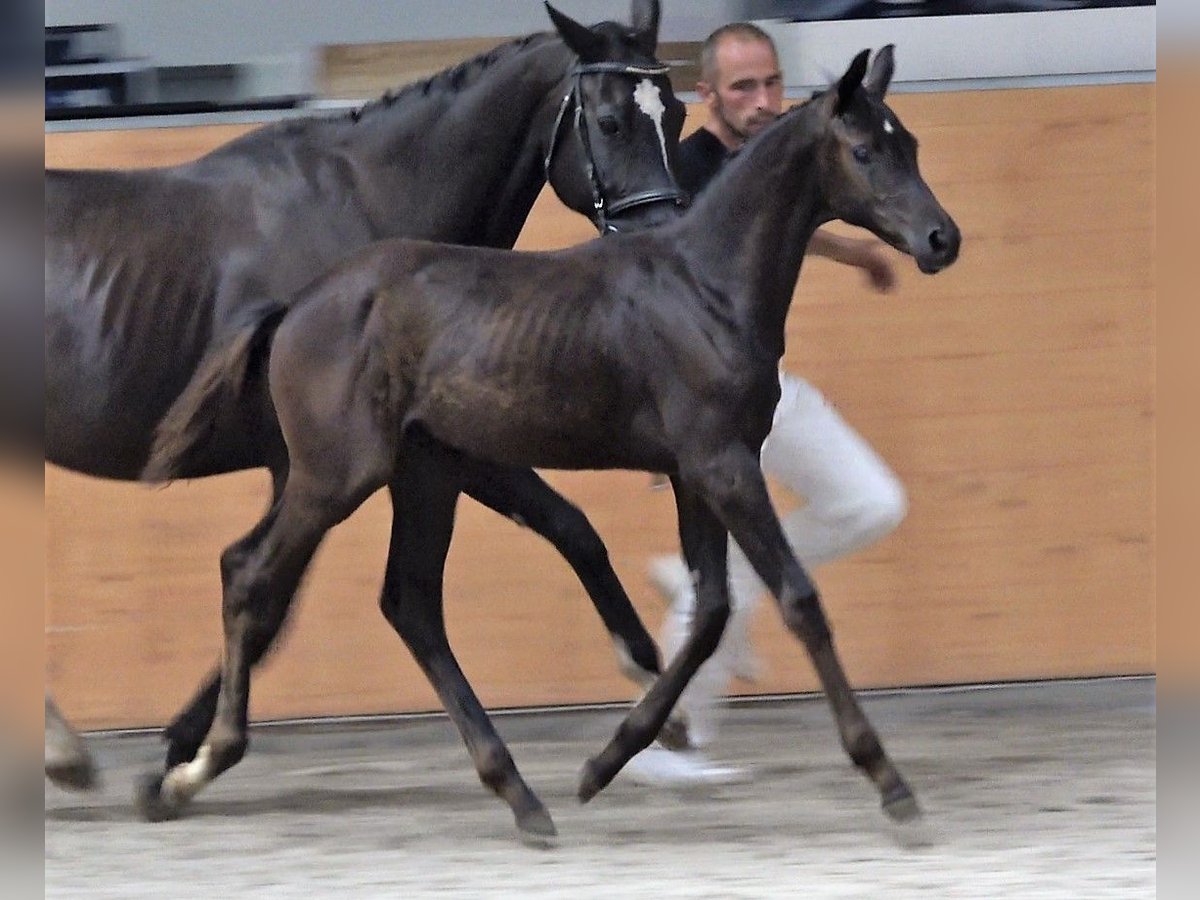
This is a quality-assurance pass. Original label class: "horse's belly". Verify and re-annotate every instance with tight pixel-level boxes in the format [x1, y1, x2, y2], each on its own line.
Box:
[414, 390, 629, 471]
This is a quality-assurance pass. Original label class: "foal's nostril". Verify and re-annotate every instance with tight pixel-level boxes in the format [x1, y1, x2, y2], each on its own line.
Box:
[929, 228, 947, 253]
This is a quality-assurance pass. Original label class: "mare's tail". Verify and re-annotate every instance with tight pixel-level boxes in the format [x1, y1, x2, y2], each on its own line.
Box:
[140, 303, 288, 484]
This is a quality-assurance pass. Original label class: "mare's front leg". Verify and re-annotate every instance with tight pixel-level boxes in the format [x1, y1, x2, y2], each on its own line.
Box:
[383, 437, 555, 844]
[579, 478, 731, 800]
[461, 462, 689, 751]
[694, 446, 918, 823]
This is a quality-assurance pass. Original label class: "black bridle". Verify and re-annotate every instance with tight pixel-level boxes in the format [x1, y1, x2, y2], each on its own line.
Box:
[543, 62, 686, 234]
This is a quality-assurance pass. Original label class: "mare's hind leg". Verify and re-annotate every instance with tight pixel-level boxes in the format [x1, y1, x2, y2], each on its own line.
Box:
[580, 478, 732, 801]
[461, 462, 689, 751]
[383, 438, 555, 843]
[135, 475, 353, 822]
[45, 695, 96, 791]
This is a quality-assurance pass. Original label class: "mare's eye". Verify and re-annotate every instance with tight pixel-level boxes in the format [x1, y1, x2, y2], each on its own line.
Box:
[598, 116, 620, 136]
[852, 145, 870, 164]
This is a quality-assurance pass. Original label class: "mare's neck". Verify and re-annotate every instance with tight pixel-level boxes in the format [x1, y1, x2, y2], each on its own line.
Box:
[336, 35, 572, 248]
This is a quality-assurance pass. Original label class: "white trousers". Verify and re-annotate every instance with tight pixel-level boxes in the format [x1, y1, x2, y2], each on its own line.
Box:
[661, 372, 907, 748]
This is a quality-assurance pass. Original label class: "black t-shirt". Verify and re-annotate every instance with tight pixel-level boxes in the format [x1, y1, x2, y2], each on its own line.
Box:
[676, 128, 732, 201]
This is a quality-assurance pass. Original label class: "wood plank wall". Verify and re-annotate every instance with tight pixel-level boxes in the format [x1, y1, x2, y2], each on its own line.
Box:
[45, 83, 1155, 729]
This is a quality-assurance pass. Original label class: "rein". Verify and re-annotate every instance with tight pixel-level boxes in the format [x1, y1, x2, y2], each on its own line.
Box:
[543, 61, 685, 233]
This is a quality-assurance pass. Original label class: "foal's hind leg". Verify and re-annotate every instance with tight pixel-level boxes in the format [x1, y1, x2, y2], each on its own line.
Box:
[135, 477, 346, 821]
[161, 465, 290, 769]
[383, 440, 555, 843]
[461, 462, 689, 750]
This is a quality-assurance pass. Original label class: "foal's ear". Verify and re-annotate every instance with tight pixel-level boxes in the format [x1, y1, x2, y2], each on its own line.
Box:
[863, 44, 896, 100]
[546, 2, 607, 63]
[630, 0, 661, 53]
[834, 49, 871, 117]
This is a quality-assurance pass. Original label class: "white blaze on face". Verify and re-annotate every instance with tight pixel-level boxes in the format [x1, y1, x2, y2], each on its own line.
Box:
[632, 77, 671, 172]
[883, 116, 895, 135]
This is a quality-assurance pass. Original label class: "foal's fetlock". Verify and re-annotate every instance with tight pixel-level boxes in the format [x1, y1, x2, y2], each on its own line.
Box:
[843, 724, 885, 774]
[207, 731, 249, 775]
[164, 721, 208, 768]
[473, 742, 517, 796]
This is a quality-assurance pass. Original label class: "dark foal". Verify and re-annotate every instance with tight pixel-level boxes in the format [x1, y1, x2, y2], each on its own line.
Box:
[145, 46, 959, 837]
[44, 0, 689, 792]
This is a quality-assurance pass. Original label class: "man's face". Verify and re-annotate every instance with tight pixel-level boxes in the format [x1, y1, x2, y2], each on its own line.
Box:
[700, 37, 784, 146]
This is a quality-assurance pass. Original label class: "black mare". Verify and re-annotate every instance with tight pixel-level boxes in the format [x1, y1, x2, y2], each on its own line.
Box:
[146, 47, 961, 838]
[43, 0, 687, 793]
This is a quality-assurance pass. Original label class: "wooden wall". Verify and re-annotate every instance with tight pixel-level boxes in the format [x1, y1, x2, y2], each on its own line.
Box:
[45, 83, 1155, 729]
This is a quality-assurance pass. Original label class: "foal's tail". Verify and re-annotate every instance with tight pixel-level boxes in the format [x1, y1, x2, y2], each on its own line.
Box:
[140, 303, 288, 484]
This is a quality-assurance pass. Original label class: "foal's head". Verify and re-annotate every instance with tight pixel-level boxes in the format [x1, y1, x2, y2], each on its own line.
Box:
[814, 46, 961, 274]
[542, 0, 687, 232]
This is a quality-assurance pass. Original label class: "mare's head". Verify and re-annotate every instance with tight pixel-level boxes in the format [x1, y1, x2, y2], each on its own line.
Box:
[542, 0, 687, 232]
[813, 46, 960, 273]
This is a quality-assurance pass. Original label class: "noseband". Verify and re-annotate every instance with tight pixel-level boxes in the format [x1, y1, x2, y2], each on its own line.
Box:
[543, 62, 686, 234]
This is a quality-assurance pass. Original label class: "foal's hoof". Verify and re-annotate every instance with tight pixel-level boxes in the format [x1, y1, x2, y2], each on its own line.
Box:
[134, 772, 184, 823]
[882, 782, 921, 823]
[577, 756, 613, 804]
[45, 755, 98, 792]
[516, 806, 558, 848]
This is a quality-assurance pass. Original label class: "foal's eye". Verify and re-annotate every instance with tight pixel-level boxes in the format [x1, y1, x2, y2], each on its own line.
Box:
[852, 145, 870, 164]
[598, 116, 620, 136]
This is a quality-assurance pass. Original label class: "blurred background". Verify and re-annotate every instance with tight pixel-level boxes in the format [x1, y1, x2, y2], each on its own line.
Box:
[43, 0, 1155, 123]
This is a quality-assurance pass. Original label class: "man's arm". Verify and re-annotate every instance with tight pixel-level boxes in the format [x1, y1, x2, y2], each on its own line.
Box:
[808, 229, 897, 293]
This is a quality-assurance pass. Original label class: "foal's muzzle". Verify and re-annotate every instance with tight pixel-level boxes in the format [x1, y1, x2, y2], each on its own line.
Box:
[914, 216, 961, 274]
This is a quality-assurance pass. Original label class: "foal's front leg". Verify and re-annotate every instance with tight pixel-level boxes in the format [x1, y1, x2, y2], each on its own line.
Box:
[695, 447, 919, 823]
[579, 479, 731, 801]
[161, 463, 291, 770]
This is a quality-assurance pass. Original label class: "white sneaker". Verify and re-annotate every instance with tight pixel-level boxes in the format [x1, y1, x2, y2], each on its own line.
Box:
[622, 745, 749, 788]
[648, 555, 693, 607]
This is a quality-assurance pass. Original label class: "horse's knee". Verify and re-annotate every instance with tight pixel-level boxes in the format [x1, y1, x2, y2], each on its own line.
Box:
[780, 590, 831, 646]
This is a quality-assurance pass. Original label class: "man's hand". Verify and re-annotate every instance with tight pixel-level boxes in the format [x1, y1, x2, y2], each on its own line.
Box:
[809, 230, 897, 294]
[856, 241, 897, 293]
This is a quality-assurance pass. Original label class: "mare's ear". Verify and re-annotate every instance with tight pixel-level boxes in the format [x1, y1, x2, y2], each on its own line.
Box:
[630, 0, 661, 54]
[834, 49, 870, 117]
[546, 2, 606, 64]
[863, 45, 895, 100]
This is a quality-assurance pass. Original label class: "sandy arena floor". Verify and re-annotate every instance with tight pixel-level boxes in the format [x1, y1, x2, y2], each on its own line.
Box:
[45, 677, 1155, 898]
